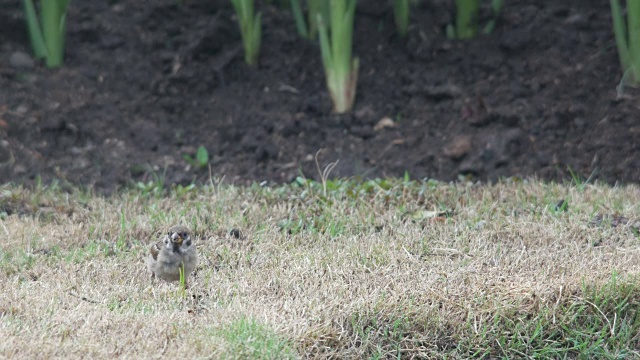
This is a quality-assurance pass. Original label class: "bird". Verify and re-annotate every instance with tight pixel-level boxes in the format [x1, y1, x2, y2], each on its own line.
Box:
[146, 225, 198, 287]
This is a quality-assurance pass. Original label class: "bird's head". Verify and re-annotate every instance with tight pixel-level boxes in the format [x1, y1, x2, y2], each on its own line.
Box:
[168, 225, 191, 246]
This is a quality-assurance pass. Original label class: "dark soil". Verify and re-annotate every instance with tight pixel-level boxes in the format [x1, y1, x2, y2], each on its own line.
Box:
[1, 0, 638, 193]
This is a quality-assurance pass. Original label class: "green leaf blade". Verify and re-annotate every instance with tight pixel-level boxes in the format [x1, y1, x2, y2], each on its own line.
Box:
[23, 0, 48, 59]
[196, 146, 209, 167]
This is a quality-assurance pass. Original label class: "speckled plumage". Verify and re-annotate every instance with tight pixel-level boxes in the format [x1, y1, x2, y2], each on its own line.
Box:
[146, 225, 198, 286]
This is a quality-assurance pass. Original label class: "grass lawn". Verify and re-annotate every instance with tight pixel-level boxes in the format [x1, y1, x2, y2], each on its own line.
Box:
[1, 177, 639, 358]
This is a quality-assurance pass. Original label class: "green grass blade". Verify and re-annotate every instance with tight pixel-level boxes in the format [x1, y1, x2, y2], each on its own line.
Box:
[455, 0, 479, 39]
[333, 5, 345, 75]
[290, 0, 309, 38]
[483, 0, 503, 34]
[611, 0, 631, 73]
[196, 146, 209, 167]
[308, 0, 329, 39]
[332, 0, 356, 77]
[231, 0, 261, 66]
[23, 0, 48, 59]
[344, 0, 357, 67]
[252, 12, 262, 65]
[246, 0, 254, 23]
[330, 0, 349, 68]
[318, 0, 358, 113]
[627, 0, 640, 81]
[329, 0, 341, 64]
[483, 19, 496, 34]
[41, 0, 64, 67]
[59, 0, 71, 14]
[230, 0, 239, 13]
[491, 0, 504, 15]
[394, 0, 409, 38]
[317, 13, 333, 71]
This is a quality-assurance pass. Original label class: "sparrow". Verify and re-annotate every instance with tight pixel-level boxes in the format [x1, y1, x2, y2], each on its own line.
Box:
[146, 225, 198, 287]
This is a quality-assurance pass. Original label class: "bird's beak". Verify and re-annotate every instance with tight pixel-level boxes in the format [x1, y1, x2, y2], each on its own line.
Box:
[171, 233, 184, 245]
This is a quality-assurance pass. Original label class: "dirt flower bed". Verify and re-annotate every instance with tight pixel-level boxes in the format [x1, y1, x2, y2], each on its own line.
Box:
[1, 0, 638, 192]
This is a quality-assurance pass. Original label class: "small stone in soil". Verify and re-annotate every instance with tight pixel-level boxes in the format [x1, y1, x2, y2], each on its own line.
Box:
[9, 51, 35, 69]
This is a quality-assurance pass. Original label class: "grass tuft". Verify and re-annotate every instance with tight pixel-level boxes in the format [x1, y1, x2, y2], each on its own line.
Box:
[0, 179, 639, 357]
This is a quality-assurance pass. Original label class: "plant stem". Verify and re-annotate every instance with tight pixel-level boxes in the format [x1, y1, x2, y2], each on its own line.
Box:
[290, 0, 309, 38]
[318, 0, 359, 113]
[394, 0, 409, 38]
[23, 0, 47, 59]
[308, 0, 329, 39]
[611, 0, 640, 85]
[455, 0, 479, 39]
[231, 0, 262, 66]
[628, 0, 640, 82]
[23, 0, 70, 68]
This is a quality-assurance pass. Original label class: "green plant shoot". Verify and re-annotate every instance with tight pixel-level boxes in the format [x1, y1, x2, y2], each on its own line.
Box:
[308, 0, 330, 39]
[318, 0, 359, 113]
[394, 0, 409, 38]
[483, 0, 503, 34]
[196, 145, 209, 167]
[290, 0, 330, 39]
[183, 145, 209, 169]
[23, 0, 71, 68]
[290, 0, 308, 37]
[610, 0, 640, 86]
[446, 0, 502, 39]
[454, 0, 479, 39]
[230, 0, 262, 66]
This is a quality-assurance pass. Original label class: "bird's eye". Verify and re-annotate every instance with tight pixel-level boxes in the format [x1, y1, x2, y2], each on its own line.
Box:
[181, 232, 187, 238]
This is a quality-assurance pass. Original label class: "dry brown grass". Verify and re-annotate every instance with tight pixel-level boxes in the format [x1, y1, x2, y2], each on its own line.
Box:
[0, 179, 639, 358]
